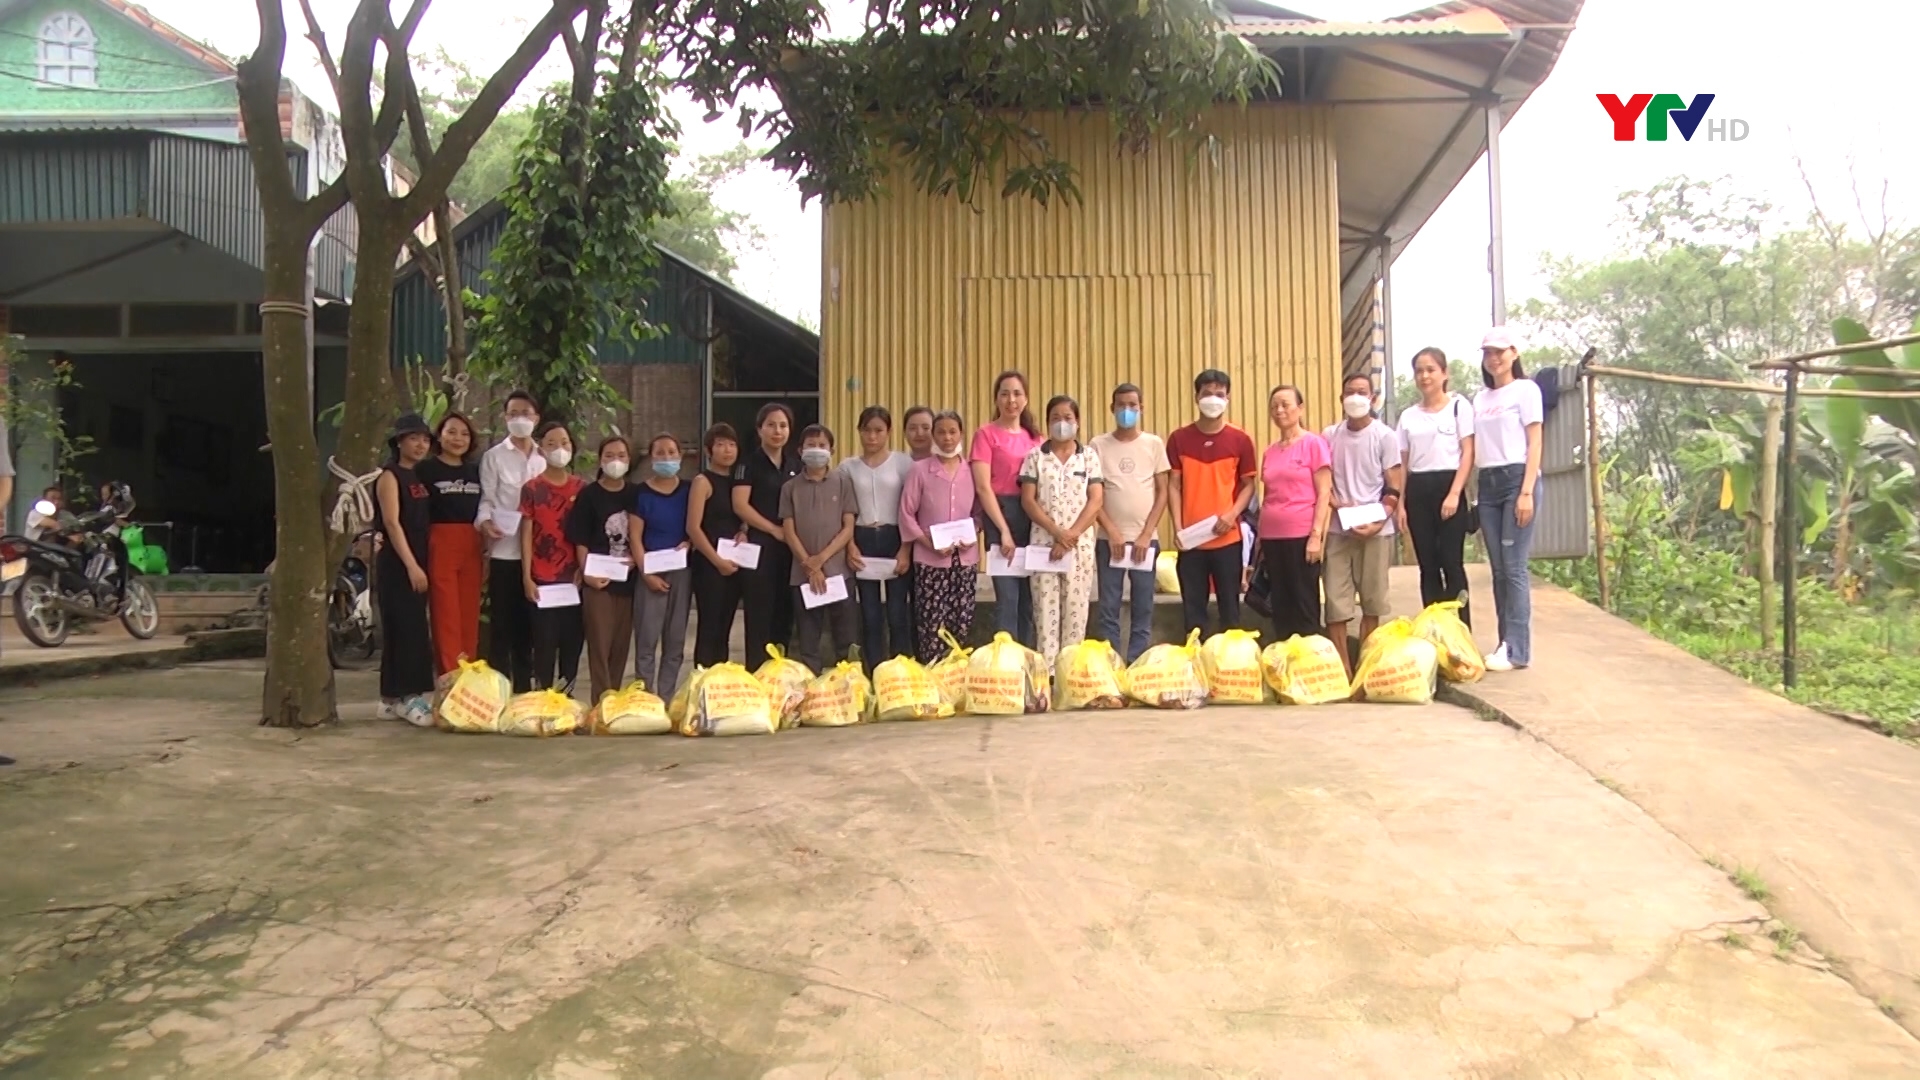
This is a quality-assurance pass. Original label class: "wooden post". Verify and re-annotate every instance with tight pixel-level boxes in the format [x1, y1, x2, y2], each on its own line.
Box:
[1756, 396, 1782, 650]
[1781, 369, 1800, 689]
[1586, 369, 1609, 609]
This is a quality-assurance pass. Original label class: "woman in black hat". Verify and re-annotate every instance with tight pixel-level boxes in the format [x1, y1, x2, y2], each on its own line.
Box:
[376, 413, 436, 725]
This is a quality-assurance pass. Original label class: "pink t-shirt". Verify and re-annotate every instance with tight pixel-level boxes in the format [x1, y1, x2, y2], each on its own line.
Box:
[1258, 433, 1331, 540]
[969, 422, 1042, 497]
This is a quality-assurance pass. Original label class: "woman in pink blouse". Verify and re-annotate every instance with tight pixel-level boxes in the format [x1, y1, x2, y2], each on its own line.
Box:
[970, 371, 1043, 646]
[901, 410, 981, 663]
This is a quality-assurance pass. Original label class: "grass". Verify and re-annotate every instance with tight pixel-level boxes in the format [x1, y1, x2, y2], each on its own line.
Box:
[1722, 931, 1748, 950]
[1770, 923, 1801, 955]
[1731, 865, 1772, 904]
[1596, 776, 1626, 796]
[1880, 999, 1899, 1019]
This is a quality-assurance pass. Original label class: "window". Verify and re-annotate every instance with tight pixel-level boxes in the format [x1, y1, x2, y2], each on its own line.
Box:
[38, 13, 97, 87]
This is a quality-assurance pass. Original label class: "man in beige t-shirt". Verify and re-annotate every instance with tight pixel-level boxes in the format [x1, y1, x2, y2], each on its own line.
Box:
[1090, 383, 1171, 662]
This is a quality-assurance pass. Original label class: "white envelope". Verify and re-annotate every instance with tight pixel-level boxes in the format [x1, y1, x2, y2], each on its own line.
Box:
[583, 553, 630, 581]
[1022, 545, 1074, 574]
[854, 560, 900, 581]
[716, 538, 761, 569]
[929, 519, 977, 550]
[535, 584, 581, 608]
[1110, 543, 1155, 572]
[1175, 515, 1220, 550]
[642, 548, 689, 573]
[492, 509, 524, 534]
[800, 574, 850, 608]
[986, 547, 1029, 578]
[1337, 503, 1389, 531]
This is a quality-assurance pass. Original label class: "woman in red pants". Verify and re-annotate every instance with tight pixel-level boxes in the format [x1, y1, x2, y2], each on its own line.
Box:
[417, 412, 485, 674]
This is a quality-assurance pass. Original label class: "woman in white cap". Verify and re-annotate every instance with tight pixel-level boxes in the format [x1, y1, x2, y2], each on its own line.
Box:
[1473, 327, 1543, 671]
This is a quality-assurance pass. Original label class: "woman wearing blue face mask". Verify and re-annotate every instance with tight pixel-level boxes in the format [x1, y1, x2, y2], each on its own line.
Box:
[626, 433, 694, 699]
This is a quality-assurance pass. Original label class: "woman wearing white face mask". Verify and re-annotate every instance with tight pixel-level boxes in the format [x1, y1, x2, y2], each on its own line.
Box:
[567, 436, 635, 702]
[1018, 395, 1105, 667]
[520, 421, 585, 694]
[899, 411, 980, 662]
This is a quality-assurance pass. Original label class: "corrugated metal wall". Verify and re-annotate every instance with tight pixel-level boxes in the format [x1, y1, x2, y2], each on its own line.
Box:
[821, 103, 1342, 448]
[0, 134, 146, 223]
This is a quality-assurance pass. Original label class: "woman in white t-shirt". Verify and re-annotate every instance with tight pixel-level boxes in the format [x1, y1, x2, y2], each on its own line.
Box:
[1396, 348, 1475, 624]
[1473, 327, 1544, 671]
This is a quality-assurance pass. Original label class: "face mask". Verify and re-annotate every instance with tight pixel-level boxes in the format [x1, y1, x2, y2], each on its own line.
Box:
[934, 444, 962, 459]
[545, 447, 572, 469]
[1197, 396, 1227, 420]
[601, 459, 629, 480]
[506, 416, 536, 439]
[1343, 394, 1372, 420]
[1115, 407, 1140, 430]
[801, 448, 832, 470]
[1050, 420, 1077, 442]
[651, 459, 680, 478]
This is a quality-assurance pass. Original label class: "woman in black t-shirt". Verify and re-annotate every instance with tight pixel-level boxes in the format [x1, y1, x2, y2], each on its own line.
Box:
[687, 422, 744, 666]
[376, 414, 436, 724]
[566, 436, 636, 702]
[730, 405, 803, 664]
[415, 412, 485, 675]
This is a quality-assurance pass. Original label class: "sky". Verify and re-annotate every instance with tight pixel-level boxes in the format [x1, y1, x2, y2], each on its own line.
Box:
[143, 0, 1920, 381]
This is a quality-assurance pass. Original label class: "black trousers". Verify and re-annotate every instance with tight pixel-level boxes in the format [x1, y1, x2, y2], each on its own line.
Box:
[1405, 469, 1472, 626]
[529, 580, 584, 693]
[740, 532, 794, 665]
[376, 553, 435, 699]
[690, 553, 743, 667]
[794, 585, 861, 673]
[1176, 543, 1243, 637]
[486, 557, 535, 692]
[1261, 537, 1324, 641]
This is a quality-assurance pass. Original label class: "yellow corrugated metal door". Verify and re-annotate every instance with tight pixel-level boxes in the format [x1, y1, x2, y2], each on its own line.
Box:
[959, 277, 1089, 421]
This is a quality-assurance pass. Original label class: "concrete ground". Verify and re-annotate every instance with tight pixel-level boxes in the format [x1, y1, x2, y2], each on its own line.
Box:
[3, 662, 1917, 1077]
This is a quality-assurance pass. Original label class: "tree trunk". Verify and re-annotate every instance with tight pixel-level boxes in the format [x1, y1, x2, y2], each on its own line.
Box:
[260, 236, 339, 728]
[336, 220, 405, 514]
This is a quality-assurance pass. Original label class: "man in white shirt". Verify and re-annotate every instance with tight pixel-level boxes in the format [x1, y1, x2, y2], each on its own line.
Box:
[1324, 373, 1404, 675]
[477, 390, 546, 691]
[1090, 383, 1170, 662]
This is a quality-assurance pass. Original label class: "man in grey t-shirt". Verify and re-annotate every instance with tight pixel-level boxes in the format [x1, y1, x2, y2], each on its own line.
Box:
[1323, 374, 1405, 674]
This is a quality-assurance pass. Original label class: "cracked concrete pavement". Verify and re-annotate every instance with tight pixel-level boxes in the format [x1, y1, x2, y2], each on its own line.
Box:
[3, 661, 1917, 1077]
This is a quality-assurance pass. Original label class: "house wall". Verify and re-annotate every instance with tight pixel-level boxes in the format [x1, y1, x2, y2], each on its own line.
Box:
[820, 103, 1343, 447]
[0, 0, 233, 113]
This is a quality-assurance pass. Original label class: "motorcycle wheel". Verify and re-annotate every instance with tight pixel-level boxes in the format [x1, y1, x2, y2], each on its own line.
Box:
[120, 578, 160, 640]
[326, 582, 378, 670]
[13, 571, 70, 648]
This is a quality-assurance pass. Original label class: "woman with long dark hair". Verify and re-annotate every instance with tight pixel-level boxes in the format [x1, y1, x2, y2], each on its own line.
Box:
[1397, 348, 1476, 623]
[1257, 385, 1332, 641]
[843, 405, 915, 672]
[568, 435, 635, 702]
[1473, 327, 1543, 671]
[686, 423, 743, 666]
[375, 414, 436, 725]
[970, 371, 1043, 646]
[417, 412, 484, 674]
[732, 404, 803, 662]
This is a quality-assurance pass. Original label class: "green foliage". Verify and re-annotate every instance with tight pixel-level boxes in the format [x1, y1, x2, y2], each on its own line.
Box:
[2, 335, 95, 481]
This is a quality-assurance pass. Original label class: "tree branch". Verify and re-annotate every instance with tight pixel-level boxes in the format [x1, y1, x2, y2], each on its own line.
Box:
[237, 0, 299, 218]
[293, 0, 343, 103]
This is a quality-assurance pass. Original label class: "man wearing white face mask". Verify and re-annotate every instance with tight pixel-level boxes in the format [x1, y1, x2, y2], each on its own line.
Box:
[477, 390, 545, 691]
[1322, 373, 1405, 675]
[1167, 369, 1258, 638]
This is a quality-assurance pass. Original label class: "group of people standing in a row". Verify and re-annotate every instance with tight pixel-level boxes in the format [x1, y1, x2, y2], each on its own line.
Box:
[368, 326, 1545, 721]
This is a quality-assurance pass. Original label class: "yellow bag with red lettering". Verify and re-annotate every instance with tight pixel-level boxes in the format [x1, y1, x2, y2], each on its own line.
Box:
[1197, 629, 1268, 704]
[498, 689, 584, 737]
[753, 645, 814, 730]
[1349, 619, 1440, 704]
[1260, 634, 1350, 705]
[928, 629, 974, 714]
[966, 632, 1051, 715]
[1054, 639, 1128, 709]
[433, 658, 512, 733]
[800, 661, 876, 727]
[587, 681, 672, 735]
[1123, 629, 1208, 710]
[873, 655, 950, 721]
[670, 663, 778, 736]
[1409, 600, 1485, 683]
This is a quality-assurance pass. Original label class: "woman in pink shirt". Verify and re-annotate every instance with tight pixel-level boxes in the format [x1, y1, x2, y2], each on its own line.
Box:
[970, 371, 1043, 646]
[901, 411, 981, 662]
[1258, 385, 1333, 641]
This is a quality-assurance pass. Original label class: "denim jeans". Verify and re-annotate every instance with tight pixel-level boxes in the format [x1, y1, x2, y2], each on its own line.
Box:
[1477, 463, 1534, 666]
[1095, 539, 1156, 663]
[853, 525, 912, 673]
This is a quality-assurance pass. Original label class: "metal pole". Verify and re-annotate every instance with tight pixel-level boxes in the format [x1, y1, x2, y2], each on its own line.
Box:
[1378, 240, 1395, 423]
[1780, 369, 1799, 689]
[1756, 396, 1782, 650]
[1586, 369, 1608, 609]
[1485, 104, 1507, 324]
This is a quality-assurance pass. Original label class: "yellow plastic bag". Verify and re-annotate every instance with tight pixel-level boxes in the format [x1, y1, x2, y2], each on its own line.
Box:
[799, 661, 876, 727]
[498, 689, 584, 737]
[753, 645, 815, 730]
[1409, 600, 1485, 683]
[1054, 639, 1128, 710]
[1155, 550, 1180, 595]
[1260, 634, 1350, 705]
[873, 655, 950, 721]
[588, 681, 672, 735]
[1350, 619, 1440, 704]
[434, 658, 512, 733]
[1123, 629, 1208, 709]
[1198, 629, 1267, 705]
[966, 632, 1051, 715]
[673, 663, 778, 736]
[928, 629, 973, 714]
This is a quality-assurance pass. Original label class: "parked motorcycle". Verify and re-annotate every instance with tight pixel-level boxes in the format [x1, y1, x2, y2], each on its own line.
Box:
[2, 485, 159, 647]
[255, 528, 380, 670]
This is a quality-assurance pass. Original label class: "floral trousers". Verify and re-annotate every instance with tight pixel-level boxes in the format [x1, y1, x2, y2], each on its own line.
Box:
[1031, 538, 1096, 669]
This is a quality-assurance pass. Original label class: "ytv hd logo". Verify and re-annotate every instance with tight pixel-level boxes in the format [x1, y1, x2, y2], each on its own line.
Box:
[1597, 94, 1749, 142]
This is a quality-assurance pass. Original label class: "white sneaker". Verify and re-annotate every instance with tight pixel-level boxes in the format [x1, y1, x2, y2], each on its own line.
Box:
[402, 696, 435, 728]
[376, 699, 403, 720]
[1484, 644, 1514, 673]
